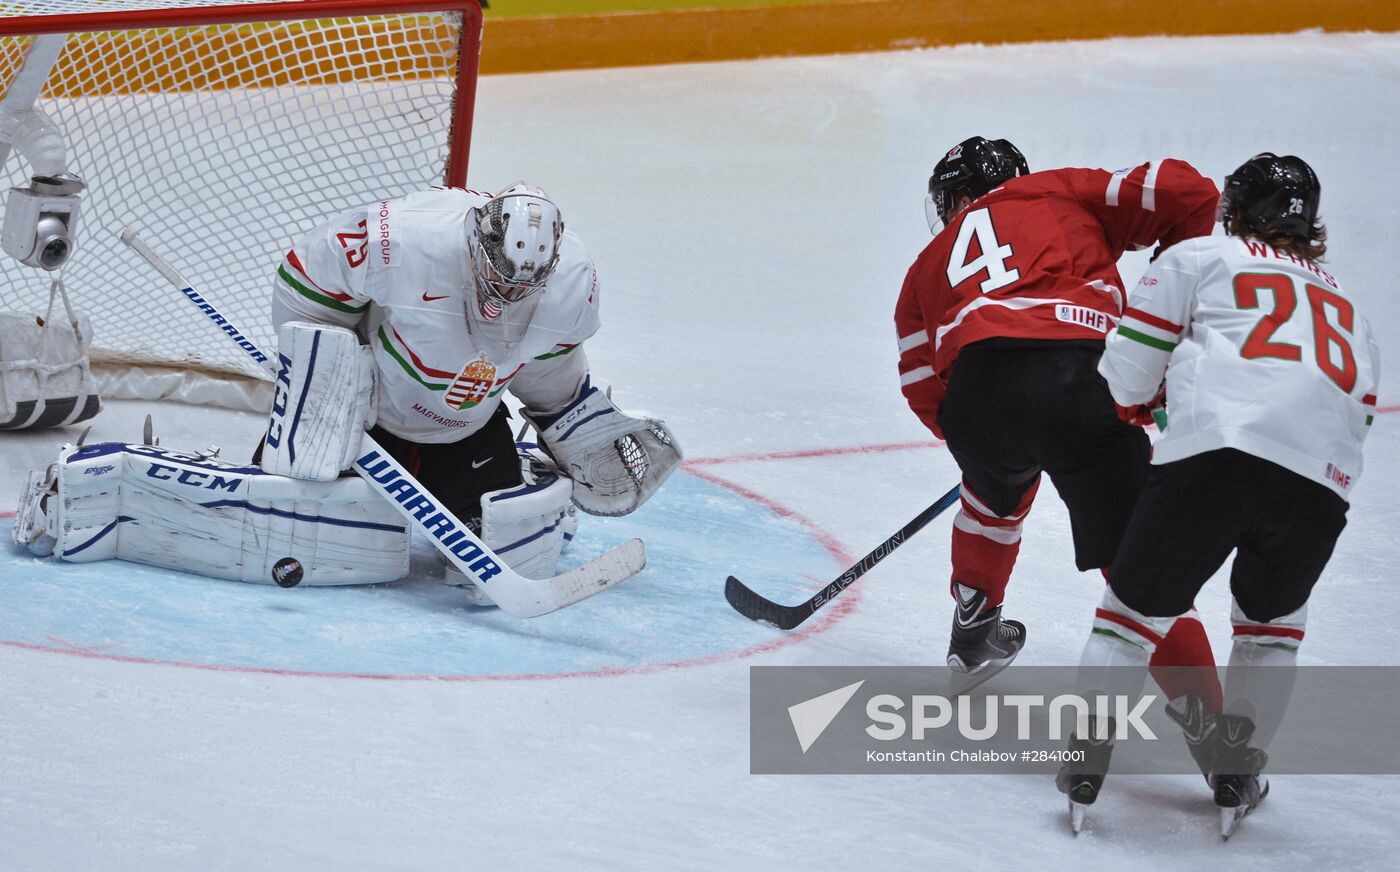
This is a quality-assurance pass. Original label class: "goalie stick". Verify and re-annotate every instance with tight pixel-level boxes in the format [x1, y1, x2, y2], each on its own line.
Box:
[724, 484, 960, 630]
[120, 227, 645, 618]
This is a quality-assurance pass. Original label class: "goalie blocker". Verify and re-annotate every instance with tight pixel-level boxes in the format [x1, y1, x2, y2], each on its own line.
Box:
[261, 320, 376, 482]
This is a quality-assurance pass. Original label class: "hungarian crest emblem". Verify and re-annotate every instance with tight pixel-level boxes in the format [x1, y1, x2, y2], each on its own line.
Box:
[444, 354, 497, 411]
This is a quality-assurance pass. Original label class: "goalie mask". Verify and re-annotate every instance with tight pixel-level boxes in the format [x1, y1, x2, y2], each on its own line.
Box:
[467, 182, 564, 320]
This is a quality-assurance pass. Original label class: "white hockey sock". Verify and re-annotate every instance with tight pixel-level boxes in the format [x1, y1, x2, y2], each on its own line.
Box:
[1074, 587, 1176, 737]
[1223, 599, 1306, 750]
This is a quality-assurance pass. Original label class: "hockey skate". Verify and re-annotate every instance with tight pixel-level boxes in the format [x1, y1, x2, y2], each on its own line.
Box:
[12, 462, 58, 555]
[1056, 716, 1115, 835]
[1165, 694, 1216, 784]
[1211, 714, 1270, 840]
[946, 583, 1025, 693]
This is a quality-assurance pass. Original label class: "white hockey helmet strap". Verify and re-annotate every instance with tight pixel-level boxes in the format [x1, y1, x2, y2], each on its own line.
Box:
[469, 182, 564, 314]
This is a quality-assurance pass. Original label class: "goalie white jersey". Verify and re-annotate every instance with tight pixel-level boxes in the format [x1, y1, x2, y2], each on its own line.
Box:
[1100, 235, 1380, 499]
[272, 188, 601, 443]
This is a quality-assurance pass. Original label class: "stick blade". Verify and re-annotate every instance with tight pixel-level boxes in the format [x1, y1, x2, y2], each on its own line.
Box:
[724, 575, 808, 630]
[495, 538, 647, 618]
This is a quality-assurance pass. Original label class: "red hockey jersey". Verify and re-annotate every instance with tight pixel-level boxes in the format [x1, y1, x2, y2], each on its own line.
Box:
[895, 160, 1218, 437]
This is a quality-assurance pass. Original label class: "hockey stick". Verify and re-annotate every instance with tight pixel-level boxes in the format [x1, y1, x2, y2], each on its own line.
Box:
[724, 484, 960, 630]
[120, 227, 645, 618]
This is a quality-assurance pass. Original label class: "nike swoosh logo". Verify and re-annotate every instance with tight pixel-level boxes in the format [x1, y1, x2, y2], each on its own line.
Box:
[422, 293, 450, 302]
[471, 458, 491, 469]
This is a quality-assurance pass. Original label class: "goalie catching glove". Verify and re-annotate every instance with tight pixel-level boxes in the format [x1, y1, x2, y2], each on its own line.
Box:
[525, 377, 681, 517]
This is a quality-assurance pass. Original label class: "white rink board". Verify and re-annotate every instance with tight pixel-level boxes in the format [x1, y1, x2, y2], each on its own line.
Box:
[2, 31, 1399, 871]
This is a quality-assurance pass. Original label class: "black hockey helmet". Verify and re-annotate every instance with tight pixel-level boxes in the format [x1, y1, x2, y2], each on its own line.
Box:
[1219, 153, 1320, 239]
[926, 136, 1029, 230]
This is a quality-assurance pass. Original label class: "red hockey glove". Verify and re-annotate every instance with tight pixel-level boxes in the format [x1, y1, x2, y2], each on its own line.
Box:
[1116, 385, 1167, 428]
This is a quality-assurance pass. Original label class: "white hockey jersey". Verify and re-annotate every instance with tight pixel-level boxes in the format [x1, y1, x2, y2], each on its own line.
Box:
[1100, 235, 1380, 500]
[271, 188, 600, 443]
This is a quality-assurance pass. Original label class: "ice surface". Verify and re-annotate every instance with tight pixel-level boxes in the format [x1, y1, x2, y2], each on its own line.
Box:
[2, 31, 1398, 871]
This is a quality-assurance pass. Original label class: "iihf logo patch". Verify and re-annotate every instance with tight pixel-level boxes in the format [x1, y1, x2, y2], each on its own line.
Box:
[1325, 462, 1353, 490]
[444, 355, 497, 411]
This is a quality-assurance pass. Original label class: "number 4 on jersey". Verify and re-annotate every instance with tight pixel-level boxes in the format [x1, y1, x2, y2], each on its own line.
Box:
[946, 208, 1020, 294]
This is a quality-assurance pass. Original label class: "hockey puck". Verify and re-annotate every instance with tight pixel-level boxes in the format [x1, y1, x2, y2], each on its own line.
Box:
[272, 557, 304, 588]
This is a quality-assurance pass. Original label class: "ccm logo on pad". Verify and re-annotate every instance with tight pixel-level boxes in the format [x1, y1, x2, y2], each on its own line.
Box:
[145, 463, 242, 492]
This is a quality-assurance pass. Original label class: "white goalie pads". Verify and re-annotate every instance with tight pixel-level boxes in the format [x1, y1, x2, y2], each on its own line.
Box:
[13, 441, 408, 586]
[526, 379, 681, 517]
[0, 279, 100, 429]
[444, 448, 578, 605]
[261, 320, 376, 481]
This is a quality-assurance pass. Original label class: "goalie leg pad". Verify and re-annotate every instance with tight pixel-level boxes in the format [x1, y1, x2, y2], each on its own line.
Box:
[262, 320, 376, 481]
[525, 377, 681, 517]
[40, 441, 407, 585]
[444, 449, 576, 603]
[482, 464, 576, 580]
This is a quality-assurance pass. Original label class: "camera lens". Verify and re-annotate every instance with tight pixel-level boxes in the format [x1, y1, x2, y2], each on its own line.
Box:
[38, 235, 71, 270]
[30, 215, 73, 271]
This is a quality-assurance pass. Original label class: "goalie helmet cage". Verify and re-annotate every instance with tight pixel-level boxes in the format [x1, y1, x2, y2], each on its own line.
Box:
[0, 0, 483, 405]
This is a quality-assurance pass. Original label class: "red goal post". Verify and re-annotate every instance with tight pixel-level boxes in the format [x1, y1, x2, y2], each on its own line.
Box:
[0, 0, 484, 406]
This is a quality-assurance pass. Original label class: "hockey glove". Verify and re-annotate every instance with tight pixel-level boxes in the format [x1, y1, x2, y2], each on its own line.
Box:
[1116, 385, 1167, 428]
[525, 377, 681, 517]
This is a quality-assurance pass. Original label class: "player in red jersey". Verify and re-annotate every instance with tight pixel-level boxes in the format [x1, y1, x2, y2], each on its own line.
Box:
[895, 137, 1222, 728]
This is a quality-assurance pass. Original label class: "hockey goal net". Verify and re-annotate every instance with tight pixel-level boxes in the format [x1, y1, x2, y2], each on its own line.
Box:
[0, 0, 482, 406]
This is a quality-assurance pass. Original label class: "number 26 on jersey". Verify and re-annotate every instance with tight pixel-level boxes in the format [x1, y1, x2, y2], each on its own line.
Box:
[1233, 272, 1358, 393]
